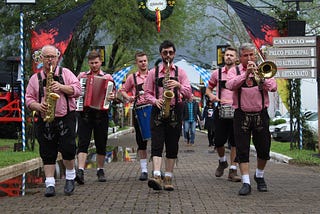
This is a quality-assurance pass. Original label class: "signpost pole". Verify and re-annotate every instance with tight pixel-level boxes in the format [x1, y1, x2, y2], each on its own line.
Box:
[317, 37, 320, 154]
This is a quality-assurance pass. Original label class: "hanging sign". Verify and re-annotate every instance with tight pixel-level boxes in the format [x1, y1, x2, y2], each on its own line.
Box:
[137, 0, 175, 32]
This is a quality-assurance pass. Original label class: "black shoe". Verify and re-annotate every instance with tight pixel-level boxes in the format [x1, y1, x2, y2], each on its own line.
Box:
[215, 161, 228, 177]
[139, 172, 148, 181]
[44, 186, 55, 197]
[148, 176, 162, 190]
[254, 174, 268, 192]
[75, 169, 84, 185]
[64, 179, 75, 196]
[97, 169, 106, 182]
[239, 183, 251, 196]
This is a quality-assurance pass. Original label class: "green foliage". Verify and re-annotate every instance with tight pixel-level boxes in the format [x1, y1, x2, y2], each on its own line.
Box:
[270, 118, 286, 126]
[0, 139, 39, 168]
[66, 0, 188, 73]
[271, 141, 320, 165]
[0, 0, 189, 77]
[109, 120, 116, 128]
[301, 124, 317, 150]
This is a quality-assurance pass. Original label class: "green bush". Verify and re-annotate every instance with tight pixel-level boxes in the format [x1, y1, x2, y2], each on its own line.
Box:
[270, 118, 287, 126]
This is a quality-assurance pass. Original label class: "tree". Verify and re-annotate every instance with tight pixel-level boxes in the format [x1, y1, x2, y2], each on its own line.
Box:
[185, 0, 320, 63]
[0, 0, 189, 76]
[1, 0, 319, 73]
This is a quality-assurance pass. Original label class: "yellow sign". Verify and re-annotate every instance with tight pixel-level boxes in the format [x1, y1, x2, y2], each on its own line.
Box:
[216, 45, 230, 66]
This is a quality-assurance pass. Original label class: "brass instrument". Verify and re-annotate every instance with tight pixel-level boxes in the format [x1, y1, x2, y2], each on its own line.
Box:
[251, 51, 277, 85]
[43, 64, 60, 122]
[161, 60, 175, 119]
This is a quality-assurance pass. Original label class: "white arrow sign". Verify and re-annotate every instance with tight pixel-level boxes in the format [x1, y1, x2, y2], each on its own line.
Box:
[274, 58, 317, 68]
[267, 47, 316, 58]
[275, 68, 316, 79]
[273, 36, 317, 47]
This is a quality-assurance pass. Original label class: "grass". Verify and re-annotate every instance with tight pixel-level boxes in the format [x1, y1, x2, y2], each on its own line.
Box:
[0, 139, 39, 168]
[0, 126, 131, 168]
[271, 141, 320, 165]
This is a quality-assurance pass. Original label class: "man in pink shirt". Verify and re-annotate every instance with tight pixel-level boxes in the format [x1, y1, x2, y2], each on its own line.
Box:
[120, 51, 150, 181]
[75, 50, 115, 184]
[144, 40, 192, 191]
[26, 45, 81, 197]
[226, 43, 277, 196]
[205, 47, 241, 182]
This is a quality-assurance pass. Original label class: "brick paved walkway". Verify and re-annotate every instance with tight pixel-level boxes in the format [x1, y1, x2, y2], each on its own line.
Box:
[1, 130, 320, 213]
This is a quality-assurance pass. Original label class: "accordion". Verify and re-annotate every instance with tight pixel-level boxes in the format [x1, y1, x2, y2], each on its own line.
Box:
[76, 75, 114, 111]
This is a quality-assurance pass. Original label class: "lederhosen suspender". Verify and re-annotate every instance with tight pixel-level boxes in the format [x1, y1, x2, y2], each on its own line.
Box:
[133, 73, 138, 109]
[218, 68, 223, 106]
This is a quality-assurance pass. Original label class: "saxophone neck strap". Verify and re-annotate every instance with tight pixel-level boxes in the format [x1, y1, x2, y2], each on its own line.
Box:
[37, 72, 44, 103]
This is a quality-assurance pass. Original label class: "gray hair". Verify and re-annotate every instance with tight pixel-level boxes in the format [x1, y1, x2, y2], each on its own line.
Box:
[239, 43, 255, 56]
[41, 45, 61, 57]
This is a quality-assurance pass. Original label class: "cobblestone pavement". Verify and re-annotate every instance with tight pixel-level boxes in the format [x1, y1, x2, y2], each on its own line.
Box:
[1, 130, 320, 214]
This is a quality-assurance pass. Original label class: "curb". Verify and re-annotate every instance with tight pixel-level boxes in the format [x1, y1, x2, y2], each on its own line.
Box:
[0, 158, 42, 183]
[199, 129, 293, 163]
[250, 145, 293, 163]
[108, 127, 134, 139]
[0, 127, 135, 183]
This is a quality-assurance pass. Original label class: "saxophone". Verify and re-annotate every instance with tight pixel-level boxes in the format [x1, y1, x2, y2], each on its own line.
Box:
[43, 64, 60, 123]
[161, 60, 175, 119]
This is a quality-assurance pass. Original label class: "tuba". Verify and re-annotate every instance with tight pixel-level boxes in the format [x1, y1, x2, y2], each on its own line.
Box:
[43, 64, 60, 122]
[161, 60, 175, 119]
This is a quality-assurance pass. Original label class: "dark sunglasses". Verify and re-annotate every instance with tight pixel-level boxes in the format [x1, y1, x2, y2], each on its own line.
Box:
[161, 50, 175, 56]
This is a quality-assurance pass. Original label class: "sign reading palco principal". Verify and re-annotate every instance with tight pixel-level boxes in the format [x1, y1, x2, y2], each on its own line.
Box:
[266, 36, 319, 79]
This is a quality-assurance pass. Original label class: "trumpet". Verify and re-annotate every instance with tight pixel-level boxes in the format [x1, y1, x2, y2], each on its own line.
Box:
[250, 51, 277, 85]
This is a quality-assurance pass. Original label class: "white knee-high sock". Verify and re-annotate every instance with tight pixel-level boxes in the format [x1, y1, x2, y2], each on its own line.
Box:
[45, 177, 55, 187]
[66, 168, 76, 180]
[140, 159, 148, 173]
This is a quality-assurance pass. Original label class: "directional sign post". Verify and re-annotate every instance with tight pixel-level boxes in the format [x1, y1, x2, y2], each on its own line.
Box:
[267, 36, 320, 153]
[266, 36, 320, 152]
[266, 36, 318, 79]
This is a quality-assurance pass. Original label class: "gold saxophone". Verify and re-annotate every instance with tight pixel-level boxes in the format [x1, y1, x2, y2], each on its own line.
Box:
[161, 60, 175, 119]
[43, 64, 60, 123]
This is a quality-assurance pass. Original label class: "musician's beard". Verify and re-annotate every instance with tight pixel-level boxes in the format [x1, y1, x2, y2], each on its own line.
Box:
[44, 63, 56, 72]
[163, 57, 173, 65]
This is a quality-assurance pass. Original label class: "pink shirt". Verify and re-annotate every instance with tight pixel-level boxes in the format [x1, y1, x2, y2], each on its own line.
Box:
[144, 63, 192, 105]
[26, 66, 81, 117]
[226, 64, 277, 112]
[207, 66, 234, 106]
[120, 71, 149, 106]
